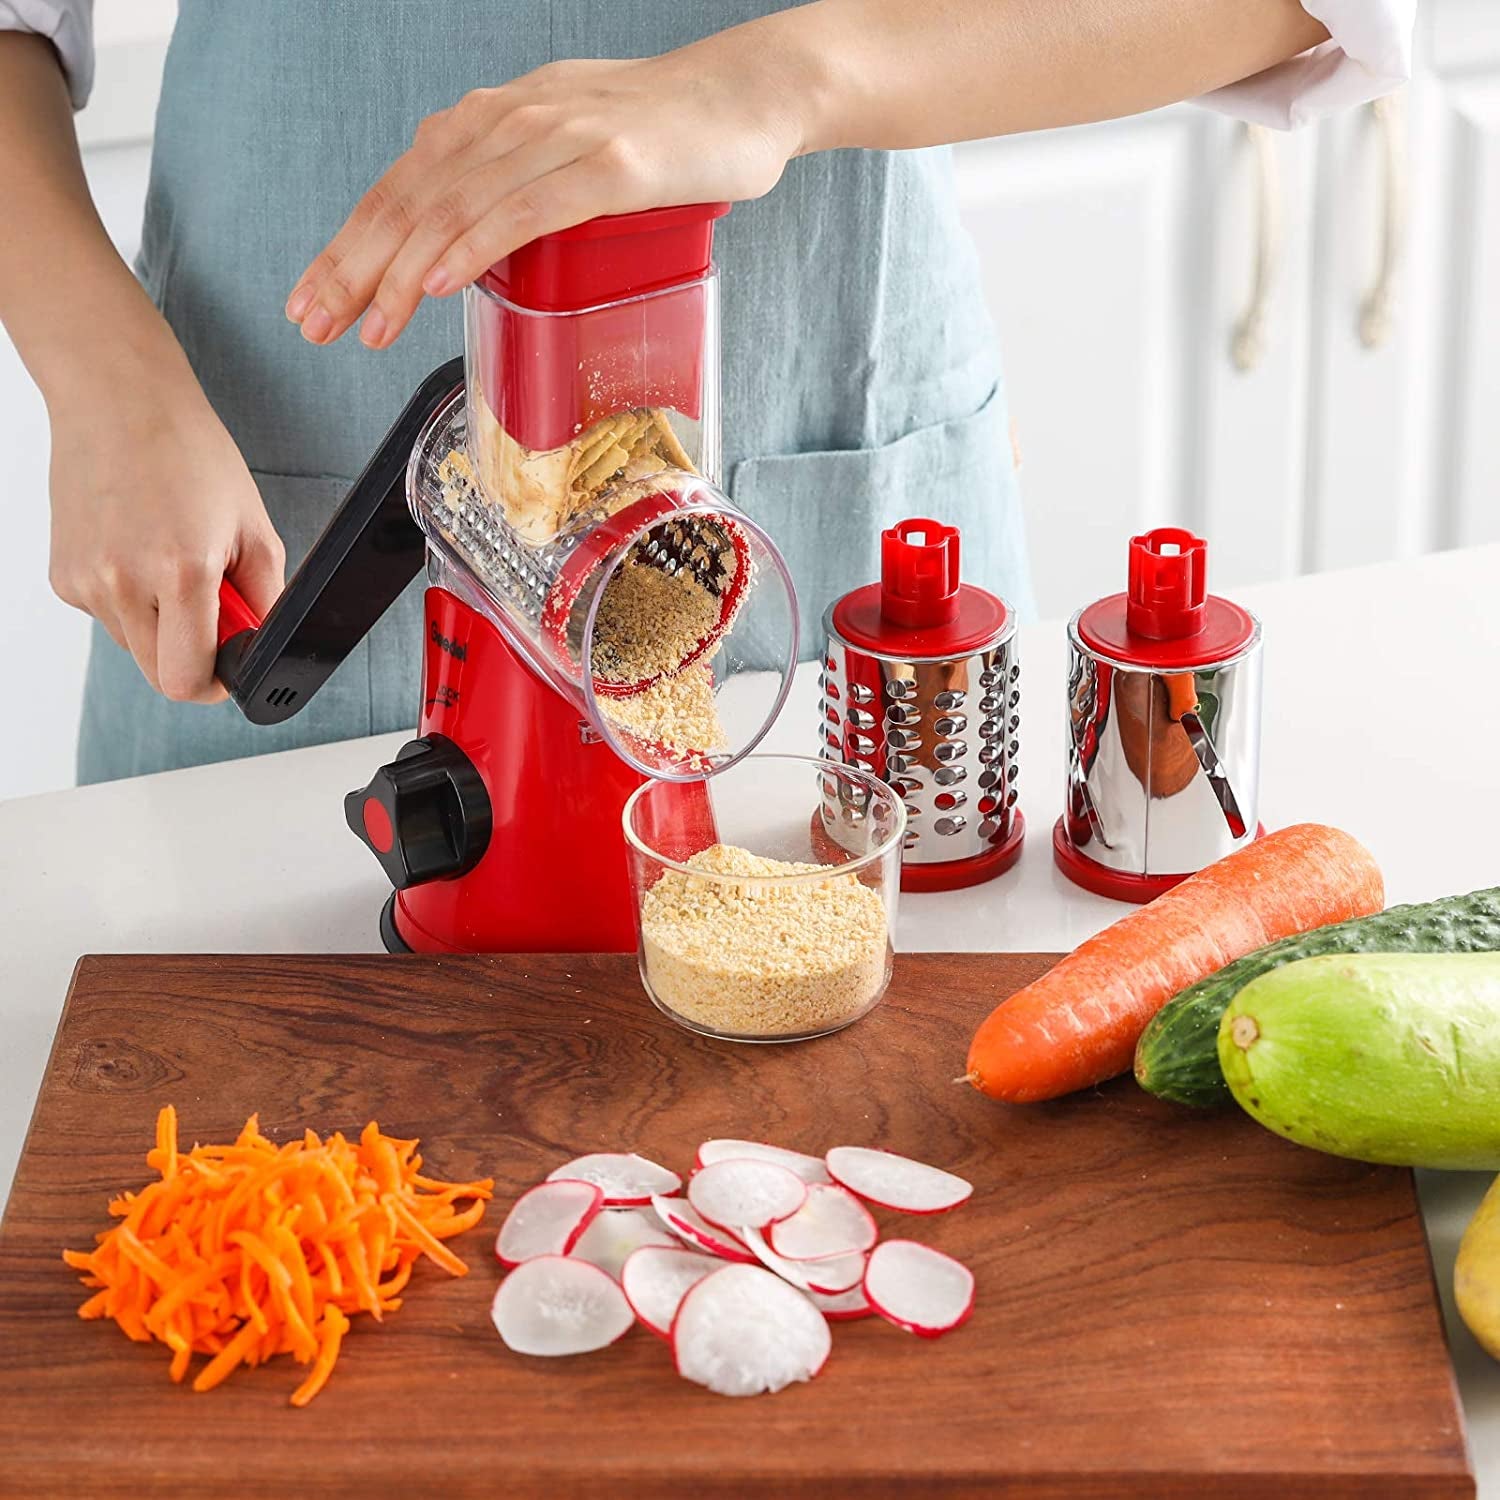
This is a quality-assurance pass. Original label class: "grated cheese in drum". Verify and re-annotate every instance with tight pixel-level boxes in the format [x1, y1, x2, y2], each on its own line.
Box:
[591, 557, 722, 686]
[599, 664, 727, 761]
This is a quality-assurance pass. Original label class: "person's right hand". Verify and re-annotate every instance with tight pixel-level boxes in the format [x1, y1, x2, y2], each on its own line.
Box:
[47, 379, 286, 704]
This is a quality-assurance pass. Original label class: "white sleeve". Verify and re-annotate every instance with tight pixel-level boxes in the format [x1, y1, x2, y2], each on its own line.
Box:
[0, 0, 94, 109]
[1196, 0, 1415, 130]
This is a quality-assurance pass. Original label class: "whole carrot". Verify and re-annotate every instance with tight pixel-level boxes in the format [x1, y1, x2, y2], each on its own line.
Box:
[965, 824, 1384, 1102]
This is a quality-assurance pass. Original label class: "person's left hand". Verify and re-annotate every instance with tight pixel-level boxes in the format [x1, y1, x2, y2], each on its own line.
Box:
[285, 43, 813, 350]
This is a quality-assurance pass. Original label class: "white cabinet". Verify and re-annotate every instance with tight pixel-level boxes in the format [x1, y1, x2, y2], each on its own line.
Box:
[1302, 92, 1430, 569]
[955, 112, 1319, 614]
[955, 0, 1500, 620]
[1303, 41, 1500, 568]
[1419, 68, 1500, 549]
[953, 113, 1204, 617]
[1191, 117, 1319, 590]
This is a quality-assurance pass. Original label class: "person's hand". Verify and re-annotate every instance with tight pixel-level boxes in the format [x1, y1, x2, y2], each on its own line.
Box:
[47, 375, 286, 703]
[285, 39, 816, 350]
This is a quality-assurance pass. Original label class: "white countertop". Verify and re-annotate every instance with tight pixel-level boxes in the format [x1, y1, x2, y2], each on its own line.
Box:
[3, 544, 1498, 1488]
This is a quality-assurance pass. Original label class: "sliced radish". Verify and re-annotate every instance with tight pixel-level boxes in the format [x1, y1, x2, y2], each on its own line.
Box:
[491, 1255, 635, 1356]
[739, 1226, 816, 1292]
[825, 1146, 973, 1214]
[742, 1228, 863, 1297]
[651, 1195, 756, 1263]
[863, 1239, 975, 1338]
[802, 1252, 868, 1296]
[688, 1159, 806, 1232]
[546, 1152, 681, 1206]
[808, 1284, 874, 1321]
[620, 1246, 721, 1340]
[696, 1139, 832, 1185]
[766, 1184, 878, 1262]
[672, 1264, 832, 1397]
[570, 1207, 678, 1280]
[495, 1179, 604, 1267]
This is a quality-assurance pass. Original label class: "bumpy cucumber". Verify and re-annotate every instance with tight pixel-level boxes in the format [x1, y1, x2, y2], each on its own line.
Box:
[1219, 952, 1500, 1170]
[1134, 887, 1500, 1108]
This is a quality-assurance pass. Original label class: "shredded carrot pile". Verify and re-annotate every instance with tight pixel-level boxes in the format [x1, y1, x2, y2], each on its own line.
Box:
[62, 1106, 493, 1405]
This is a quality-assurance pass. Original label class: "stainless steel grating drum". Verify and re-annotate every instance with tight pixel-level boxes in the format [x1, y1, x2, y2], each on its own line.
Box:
[818, 518, 1024, 892]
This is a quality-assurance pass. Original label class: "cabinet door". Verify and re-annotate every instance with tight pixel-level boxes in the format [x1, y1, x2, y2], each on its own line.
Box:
[1305, 0, 1500, 566]
[1301, 87, 1431, 568]
[954, 110, 1313, 619]
[1191, 115, 1318, 590]
[1423, 69, 1500, 549]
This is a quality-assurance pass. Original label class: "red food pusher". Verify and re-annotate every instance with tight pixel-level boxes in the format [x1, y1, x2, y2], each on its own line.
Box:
[215, 205, 798, 954]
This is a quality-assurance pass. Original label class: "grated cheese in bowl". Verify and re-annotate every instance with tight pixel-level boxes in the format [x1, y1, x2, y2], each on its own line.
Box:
[624, 759, 904, 1042]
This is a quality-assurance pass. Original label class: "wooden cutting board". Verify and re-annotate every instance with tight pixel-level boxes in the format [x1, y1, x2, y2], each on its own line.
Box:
[0, 953, 1472, 1499]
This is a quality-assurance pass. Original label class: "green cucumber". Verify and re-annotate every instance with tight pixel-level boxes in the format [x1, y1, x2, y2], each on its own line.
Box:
[1133, 887, 1500, 1108]
[1219, 952, 1500, 1170]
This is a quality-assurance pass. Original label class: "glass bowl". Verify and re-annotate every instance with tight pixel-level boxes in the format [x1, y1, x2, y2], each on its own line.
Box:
[622, 754, 905, 1042]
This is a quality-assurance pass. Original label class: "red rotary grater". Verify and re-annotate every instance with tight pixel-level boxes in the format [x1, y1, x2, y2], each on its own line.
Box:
[1055, 527, 1264, 902]
[214, 205, 798, 954]
[819, 518, 1024, 891]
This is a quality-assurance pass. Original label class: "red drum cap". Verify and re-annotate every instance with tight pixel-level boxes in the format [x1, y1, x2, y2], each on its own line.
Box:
[831, 518, 1011, 657]
[1126, 527, 1206, 639]
[881, 518, 961, 629]
[1076, 527, 1256, 669]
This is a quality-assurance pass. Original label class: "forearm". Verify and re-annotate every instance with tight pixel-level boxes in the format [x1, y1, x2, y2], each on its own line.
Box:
[731, 0, 1330, 154]
[0, 32, 190, 409]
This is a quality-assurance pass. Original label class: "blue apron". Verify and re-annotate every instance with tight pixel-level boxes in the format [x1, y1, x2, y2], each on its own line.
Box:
[77, 0, 1031, 783]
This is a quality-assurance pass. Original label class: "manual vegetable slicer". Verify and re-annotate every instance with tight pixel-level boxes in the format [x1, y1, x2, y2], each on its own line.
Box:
[214, 205, 798, 953]
[1054, 527, 1263, 902]
[819, 518, 1024, 891]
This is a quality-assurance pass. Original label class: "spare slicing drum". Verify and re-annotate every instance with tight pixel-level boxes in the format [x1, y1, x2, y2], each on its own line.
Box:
[1056, 527, 1263, 902]
[819, 519, 1024, 892]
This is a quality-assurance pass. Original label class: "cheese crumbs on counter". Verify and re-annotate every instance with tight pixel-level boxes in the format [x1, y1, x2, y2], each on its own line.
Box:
[639, 844, 890, 1037]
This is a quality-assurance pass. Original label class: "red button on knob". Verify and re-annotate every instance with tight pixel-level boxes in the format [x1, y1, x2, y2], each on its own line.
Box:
[362, 797, 395, 854]
[344, 735, 493, 892]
